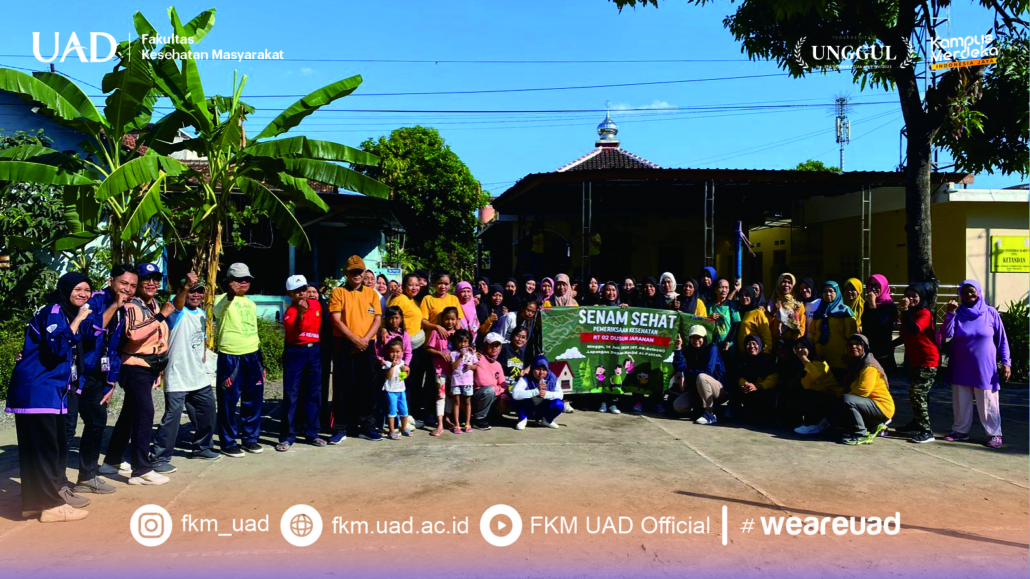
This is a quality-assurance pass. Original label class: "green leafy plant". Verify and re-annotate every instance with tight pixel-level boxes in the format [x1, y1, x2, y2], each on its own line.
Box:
[0, 318, 25, 399]
[256, 317, 285, 381]
[1000, 300, 1028, 382]
[356, 126, 488, 280]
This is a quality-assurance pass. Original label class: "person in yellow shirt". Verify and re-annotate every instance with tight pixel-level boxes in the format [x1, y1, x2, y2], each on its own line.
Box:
[791, 337, 846, 435]
[419, 272, 465, 328]
[674, 279, 708, 317]
[327, 255, 382, 443]
[842, 278, 864, 331]
[735, 287, 771, 356]
[766, 273, 806, 344]
[808, 281, 858, 380]
[833, 334, 895, 445]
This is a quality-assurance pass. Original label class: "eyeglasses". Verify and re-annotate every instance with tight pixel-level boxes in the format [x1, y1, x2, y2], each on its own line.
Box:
[188, 288, 206, 294]
[231, 279, 252, 285]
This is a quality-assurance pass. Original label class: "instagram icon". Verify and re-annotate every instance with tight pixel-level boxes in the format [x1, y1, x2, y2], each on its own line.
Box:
[130, 505, 172, 547]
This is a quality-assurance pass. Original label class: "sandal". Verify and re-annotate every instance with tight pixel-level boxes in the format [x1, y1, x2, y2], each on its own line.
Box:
[309, 438, 328, 447]
[389, 432, 400, 440]
[275, 442, 291, 452]
[402, 430, 412, 437]
[463, 424, 472, 433]
[429, 429, 444, 437]
[451, 427, 463, 434]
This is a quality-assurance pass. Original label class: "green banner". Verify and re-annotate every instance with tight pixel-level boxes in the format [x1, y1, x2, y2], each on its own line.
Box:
[541, 306, 717, 396]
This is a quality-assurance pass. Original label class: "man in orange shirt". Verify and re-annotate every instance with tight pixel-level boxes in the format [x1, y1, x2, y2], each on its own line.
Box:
[327, 256, 382, 443]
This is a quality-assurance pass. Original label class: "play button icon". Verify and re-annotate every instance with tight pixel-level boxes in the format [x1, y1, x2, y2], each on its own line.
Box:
[480, 505, 523, 547]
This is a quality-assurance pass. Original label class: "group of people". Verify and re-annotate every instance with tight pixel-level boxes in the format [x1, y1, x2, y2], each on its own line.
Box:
[5, 258, 1012, 524]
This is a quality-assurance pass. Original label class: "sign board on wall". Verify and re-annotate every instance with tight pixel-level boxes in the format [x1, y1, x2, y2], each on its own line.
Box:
[991, 236, 1029, 273]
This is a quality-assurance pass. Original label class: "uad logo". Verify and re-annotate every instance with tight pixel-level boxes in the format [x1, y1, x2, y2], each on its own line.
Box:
[33, 32, 118, 63]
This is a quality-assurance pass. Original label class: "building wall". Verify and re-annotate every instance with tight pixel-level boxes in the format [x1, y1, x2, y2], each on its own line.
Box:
[964, 204, 1029, 307]
[746, 227, 792, 289]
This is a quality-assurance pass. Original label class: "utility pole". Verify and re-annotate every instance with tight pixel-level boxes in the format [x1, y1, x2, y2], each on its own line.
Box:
[835, 97, 850, 171]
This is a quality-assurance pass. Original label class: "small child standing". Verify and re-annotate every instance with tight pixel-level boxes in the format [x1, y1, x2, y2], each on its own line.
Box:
[449, 329, 478, 433]
[425, 307, 460, 437]
[381, 338, 410, 439]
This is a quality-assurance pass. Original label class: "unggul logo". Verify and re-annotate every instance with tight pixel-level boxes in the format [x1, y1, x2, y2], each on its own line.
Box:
[794, 36, 913, 70]
[32, 32, 118, 63]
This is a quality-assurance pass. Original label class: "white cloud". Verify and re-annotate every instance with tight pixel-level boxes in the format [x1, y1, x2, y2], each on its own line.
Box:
[555, 346, 586, 360]
[300, 67, 316, 75]
[610, 100, 676, 116]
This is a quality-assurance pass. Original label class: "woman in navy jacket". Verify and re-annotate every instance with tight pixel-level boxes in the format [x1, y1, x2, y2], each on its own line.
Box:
[5, 272, 93, 522]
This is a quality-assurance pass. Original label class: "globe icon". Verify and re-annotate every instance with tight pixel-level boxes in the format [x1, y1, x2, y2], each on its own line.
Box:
[290, 513, 314, 537]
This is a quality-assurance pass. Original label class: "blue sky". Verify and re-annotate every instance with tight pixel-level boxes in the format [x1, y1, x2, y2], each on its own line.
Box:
[0, 0, 1020, 193]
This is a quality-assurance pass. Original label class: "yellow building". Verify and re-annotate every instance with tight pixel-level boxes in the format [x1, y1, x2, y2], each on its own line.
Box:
[750, 184, 1029, 308]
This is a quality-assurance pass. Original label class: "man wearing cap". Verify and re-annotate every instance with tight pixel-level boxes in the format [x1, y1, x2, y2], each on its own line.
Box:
[213, 263, 265, 457]
[327, 256, 383, 443]
[151, 272, 220, 472]
[471, 332, 507, 430]
[277, 275, 326, 452]
[101, 263, 173, 486]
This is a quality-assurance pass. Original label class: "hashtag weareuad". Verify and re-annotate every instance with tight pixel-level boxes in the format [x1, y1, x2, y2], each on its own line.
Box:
[760, 513, 901, 536]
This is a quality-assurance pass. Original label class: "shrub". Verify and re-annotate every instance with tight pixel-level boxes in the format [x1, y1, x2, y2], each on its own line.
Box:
[257, 317, 284, 381]
[0, 319, 26, 400]
[1000, 300, 1028, 382]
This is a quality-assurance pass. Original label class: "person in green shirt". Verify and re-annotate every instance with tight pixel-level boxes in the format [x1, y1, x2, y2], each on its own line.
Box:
[212, 263, 265, 458]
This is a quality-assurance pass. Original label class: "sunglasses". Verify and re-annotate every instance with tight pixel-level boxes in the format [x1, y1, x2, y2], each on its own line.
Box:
[141, 275, 163, 283]
[231, 278, 253, 284]
[188, 287, 206, 294]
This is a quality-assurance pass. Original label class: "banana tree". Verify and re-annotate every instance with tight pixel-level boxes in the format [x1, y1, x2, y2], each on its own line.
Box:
[133, 8, 390, 343]
[0, 10, 218, 264]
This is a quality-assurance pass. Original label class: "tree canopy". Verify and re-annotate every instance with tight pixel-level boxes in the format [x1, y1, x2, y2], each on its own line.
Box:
[357, 126, 488, 278]
[794, 158, 841, 172]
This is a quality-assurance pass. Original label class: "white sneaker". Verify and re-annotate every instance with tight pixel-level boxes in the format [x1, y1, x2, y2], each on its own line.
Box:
[515, 419, 528, 431]
[544, 420, 560, 429]
[40, 504, 89, 523]
[99, 462, 131, 476]
[609, 405, 621, 414]
[128, 471, 170, 486]
[564, 402, 575, 414]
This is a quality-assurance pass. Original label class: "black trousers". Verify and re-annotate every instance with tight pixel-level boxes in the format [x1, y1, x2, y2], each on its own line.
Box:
[105, 365, 157, 477]
[407, 346, 430, 421]
[15, 413, 67, 512]
[330, 341, 378, 433]
[66, 371, 108, 482]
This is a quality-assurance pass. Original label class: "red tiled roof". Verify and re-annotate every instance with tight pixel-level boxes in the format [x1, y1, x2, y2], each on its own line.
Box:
[556, 146, 661, 172]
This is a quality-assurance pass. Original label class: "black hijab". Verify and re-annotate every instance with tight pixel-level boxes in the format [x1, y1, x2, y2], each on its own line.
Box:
[487, 284, 507, 319]
[49, 272, 91, 320]
[502, 277, 521, 312]
[799, 278, 819, 304]
[751, 282, 765, 308]
[904, 283, 929, 312]
[739, 335, 773, 382]
[48, 271, 91, 379]
[517, 274, 537, 305]
[679, 278, 701, 315]
[621, 277, 639, 307]
[635, 276, 665, 309]
[737, 286, 759, 312]
[598, 281, 622, 307]
[580, 277, 601, 306]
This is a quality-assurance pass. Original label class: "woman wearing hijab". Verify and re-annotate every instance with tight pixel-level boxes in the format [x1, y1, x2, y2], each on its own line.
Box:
[790, 337, 846, 434]
[512, 355, 565, 429]
[543, 274, 578, 308]
[766, 273, 806, 345]
[749, 282, 765, 309]
[502, 278, 521, 313]
[736, 287, 772, 356]
[659, 272, 679, 308]
[808, 281, 859, 381]
[517, 274, 538, 307]
[892, 284, 939, 444]
[737, 334, 781, 417]
[861, 274, 898, 374]
[676, 279, 708, 317]
[830, 334, 895, 445]
[940, 279, 1010, 448]
[669, 325, 726, 424]
[842, 278, 865, 331]
[796, 278, 821, 331]
[598, 281, 627, 308]
[579, 276, 601, 306]
[455, 281, 480, 343]
[707, 278, 739, 355]
[621, 277, 638, 307]
[697, 266, 717, 304]
[475, 276, 491, 296]
[6, 273, 94, 522]
[536, 277, 555, 305]
[635, 277, 666, 310]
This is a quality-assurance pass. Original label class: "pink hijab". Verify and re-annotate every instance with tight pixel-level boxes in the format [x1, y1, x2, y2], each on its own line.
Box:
[867, 274, 893, 306]
[456, 281, 479, 333]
